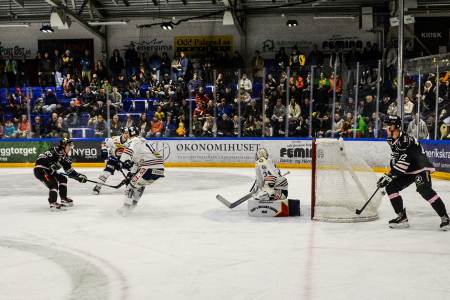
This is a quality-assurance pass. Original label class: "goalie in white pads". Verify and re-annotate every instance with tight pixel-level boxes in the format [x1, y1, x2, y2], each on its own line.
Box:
[251, 148, 288, 201]
[115, 125, 165, 216]
[92, 126, 130, 195]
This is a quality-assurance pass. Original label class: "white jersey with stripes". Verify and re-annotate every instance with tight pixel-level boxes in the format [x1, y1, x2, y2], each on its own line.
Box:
[102, 135, 129, 158]
[255, 157, 288, 191]
[120, 136, 164, 169]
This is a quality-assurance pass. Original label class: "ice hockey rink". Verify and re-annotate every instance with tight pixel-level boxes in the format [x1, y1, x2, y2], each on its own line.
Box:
[1, 167, 450, 300]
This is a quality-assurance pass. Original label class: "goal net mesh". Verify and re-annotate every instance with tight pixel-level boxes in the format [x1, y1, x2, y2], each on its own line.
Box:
[313, 139, 383, 222]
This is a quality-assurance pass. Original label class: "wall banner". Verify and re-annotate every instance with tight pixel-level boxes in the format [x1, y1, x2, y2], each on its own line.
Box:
[174, 35, 233, 55]
[422, 142, 450, 173]
[0, 141, 51, 163]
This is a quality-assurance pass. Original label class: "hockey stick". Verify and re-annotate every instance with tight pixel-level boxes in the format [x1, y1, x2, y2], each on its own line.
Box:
[217, 171, 290, 209]
[355, 187, 380, 215]
[58, 172, 126, 189]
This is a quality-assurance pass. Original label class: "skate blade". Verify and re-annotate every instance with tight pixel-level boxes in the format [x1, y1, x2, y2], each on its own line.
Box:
[50, 207, 67, 212]
[92, 190, 100, 195]
[441, 225, 449, 231]
[62, 202, 74, 207]
[389, 222, 410, 229]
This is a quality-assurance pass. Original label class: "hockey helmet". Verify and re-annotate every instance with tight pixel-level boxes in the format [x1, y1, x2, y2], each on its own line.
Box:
[128, 125, 140, 137]
[255, 148, 269, 161]
[59, 137, 73, 148]
[384, 115, 401, 130]
[120, 126, 129, 134]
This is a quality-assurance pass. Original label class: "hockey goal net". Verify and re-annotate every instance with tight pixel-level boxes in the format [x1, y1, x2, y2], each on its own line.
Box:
[311, 138, 383, 222]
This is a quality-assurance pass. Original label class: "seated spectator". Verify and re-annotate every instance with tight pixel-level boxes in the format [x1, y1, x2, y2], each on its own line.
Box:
[387, 100, 398, 116]
[359, 83, 373, 102]
[159, 86, 172, 107]
[161, 74, 173, 91]
[117, 74, 128, 95]
[192, 114, 203, 137]
[379, 95, 391, 120]
[45, 113, 58, 138]
[256, 113, 271, 137]
[176, 121, 187, 137]
[101, 78, 112, 93]
[288, 97, 301, 121]
[179, 99, 190, 118]
[202, 115, 216, 137]
[172, 86, 185, 105]
[297, 115, 309, 137]
[164, 115, 177, 138]
[263, 98, 274, 118]
[188, 73, 203, 95]
[325, 113, 344, 138]
[223, 85, 234, 105]
[318, 114, 332, 137]
[164, 100, 179, 120]
[344, 97, 355, 115]
[137, 113, 149, 133]
[110, 115, 123, 136]
[81, 87, 97, 111]
[407, 113, 428, 140]
[12, 115, 29, 139]
[194, 102, 207, 120]
[96, 88, 107, 104]
[195, 87, 209, 105]
[126, 74, 140, 99]
[328, 73, 342, 94]
[155, 106, 165, 120]
[288, 117, 299, 137]
[235, 86, 251, 106]
[217, 114, 233, 137]
[148, 115, 163, 137]
[342, 112, 354, 137]
[94, 114, 108, 138]
[62, 77, 75, 99]
[124, 114, 134, 128]
[353, 115, 366, 138]
[368, 68, 381, 90]
[328, 101, 344, 117]
[318, 72, 330, 87]
[87, 104, 103, 126]
[363, 95, 376, 118]
[244, 115, 257, 137]
[365, 112, 381, 138]
[243, 99, 261, 119]
[31, 116, 44, 138]
[300, 98, 311, 120]
[239, 73, 252, 95]
[290, 71, 304, 90]
[55, 117, 69, 137]
[267, 74, 277, 91]
[206, 100, 216, 117]
[175, 75, 187, 93]
[217, 98, 231, 117]
[4, 120, 15, 138]
[404, 96, 414, 122]
[90, 74, 101, 94]
[232, 115, 240, 137]
[54, 103, 65, 118]
[33, 98, 44, 114]
[271, 98, 286, 136]
[110, 86, 122, 110]
[0, 122, 4, 139]
[273, 85, 287, 101]
[216, 73, 226, 97]
[42, 88, 58, 113]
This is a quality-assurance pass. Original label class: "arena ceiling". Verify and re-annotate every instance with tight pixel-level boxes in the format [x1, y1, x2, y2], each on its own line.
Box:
[0, 0, 449, 23]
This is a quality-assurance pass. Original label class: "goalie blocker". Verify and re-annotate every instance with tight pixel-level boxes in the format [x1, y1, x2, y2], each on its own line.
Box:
[248, 199, 301, 217]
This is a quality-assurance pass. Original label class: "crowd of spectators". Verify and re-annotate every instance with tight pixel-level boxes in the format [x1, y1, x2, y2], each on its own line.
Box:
[1, 41, 449, 140]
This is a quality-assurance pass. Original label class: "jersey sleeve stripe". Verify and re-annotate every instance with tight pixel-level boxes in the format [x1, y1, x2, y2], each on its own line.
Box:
[393, 165, 406, 173]
[395, 163, 409, 170]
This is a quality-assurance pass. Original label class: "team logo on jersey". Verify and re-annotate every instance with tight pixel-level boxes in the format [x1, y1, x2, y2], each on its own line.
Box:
[415, 175, 423, 185]
[259, 158, 264, 162]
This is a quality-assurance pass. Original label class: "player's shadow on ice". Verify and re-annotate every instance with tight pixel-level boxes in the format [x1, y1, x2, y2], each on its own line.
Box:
[202, 206, 310, 223]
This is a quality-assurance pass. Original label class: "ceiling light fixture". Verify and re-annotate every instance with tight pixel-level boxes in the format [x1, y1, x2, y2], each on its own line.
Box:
[88, 20, 129, 26]
[0, 23, 30, 27]
[40, 25, 54, 33]
[161, 22, 173, 30]
[286, 20, 298, 27]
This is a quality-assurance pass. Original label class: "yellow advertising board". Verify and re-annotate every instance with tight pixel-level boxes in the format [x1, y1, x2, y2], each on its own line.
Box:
[173, 35, 233, 55]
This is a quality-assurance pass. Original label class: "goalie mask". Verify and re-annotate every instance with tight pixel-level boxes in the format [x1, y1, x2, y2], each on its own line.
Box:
[255, 148, 269, 161]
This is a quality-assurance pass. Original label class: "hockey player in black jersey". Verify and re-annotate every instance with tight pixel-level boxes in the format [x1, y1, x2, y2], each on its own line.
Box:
[378, 115, 449, 230]
[34, 137, 87, 211]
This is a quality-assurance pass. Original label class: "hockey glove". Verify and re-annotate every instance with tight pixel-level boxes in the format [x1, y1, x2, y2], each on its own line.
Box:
[124, 172, 133, 185]
[377, 173, 394, 188]
[117, 160, 132, 171]
[101, 149, 108, 159]
[49, 165, 59, 175]
[76, 173, 87, 183]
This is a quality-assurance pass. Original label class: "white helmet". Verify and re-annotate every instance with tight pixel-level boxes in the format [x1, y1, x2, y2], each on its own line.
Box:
[255, 148, 268, 161]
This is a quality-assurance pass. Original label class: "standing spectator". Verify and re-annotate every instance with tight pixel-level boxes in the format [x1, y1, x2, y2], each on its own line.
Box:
[136, 53, 148, 83]
[345, 46, 361, 91]
[125, 43, 138, 80]
[407, 113, 428, 140]
[5, 54, 17, 88]
[251, 50, 264, 84]
[161, 52, 171, 80]
[0, 55, 5, 88]
[18, 55, 30, 87]
[80, 49, 93, 84]
[94, 114, 108, 138]
[38, 52, 54, 88]
[110, 115, 122, 136]
[109, 49, 124, 86]
[275, 47, 289, 80]
[330, 45, 343, 76]
[190, 48, 204, 80]
[308, 44, 324, 78]
[148, 50, 162, 80]
[385, 41, 397, 81]
[180, 51, 189, 79]
[171, 51, 182, 84]
[94, 60, 108, 82]
[216, 51, 230, 82]
[289, 45, 305, 74]
[54, 49, 63, 88]
[230, 51, 245, 83]
[203, 46, 216, 84]
[61, 50, 74, 80]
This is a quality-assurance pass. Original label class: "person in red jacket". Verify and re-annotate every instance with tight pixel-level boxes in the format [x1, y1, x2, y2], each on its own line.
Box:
[148, 115, 163, 137]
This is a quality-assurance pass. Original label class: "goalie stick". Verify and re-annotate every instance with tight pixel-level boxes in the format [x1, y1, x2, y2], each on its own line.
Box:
[355, 187, 380, 215]
[58, 171, 127, 189]
[217, 171, 290, 209]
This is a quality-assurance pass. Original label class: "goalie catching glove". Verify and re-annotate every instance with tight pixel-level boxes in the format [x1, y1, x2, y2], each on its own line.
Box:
[377, 173, 395, 188]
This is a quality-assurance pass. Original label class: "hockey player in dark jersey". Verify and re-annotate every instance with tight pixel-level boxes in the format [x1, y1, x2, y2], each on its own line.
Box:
[378, 115, 449, 230]
[34, 137, 87, 211]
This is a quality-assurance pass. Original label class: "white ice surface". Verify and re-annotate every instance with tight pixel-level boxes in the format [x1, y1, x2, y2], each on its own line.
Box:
[0, 167, 450, 300]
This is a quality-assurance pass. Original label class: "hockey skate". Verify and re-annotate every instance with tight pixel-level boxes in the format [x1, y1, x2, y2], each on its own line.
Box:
[389, 210, 410, 228]
[129, 201, 138, 212]
[50, 202, 67, 212]
[116, 204, 132, 217]
[92, 186, 101, 195]
[440, 215, 450, 231]
[61, 198, 74, 207]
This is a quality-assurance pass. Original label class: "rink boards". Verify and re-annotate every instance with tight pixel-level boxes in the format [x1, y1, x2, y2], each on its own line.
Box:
[1, 138, 450, 179]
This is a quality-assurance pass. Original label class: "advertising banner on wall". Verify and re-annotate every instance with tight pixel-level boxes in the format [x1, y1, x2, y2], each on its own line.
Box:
[0, 42, 33, 59]
[422, 142, 450, 173]
[174, 35, 233, 56]
[413, 17, 450, 56]
[38, 39, 94, 59]
[118, 38, 174, 58]
[51, 140, 102, 163]
[0, 141, 51, 163]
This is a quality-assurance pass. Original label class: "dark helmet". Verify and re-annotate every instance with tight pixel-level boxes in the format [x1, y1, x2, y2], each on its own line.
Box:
[120, 126, 129, 134]
[128, 125, 140, 137]
[384, 115, 401, 129]
[59, 137, 73, 148]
